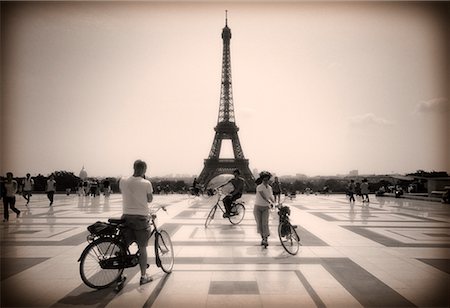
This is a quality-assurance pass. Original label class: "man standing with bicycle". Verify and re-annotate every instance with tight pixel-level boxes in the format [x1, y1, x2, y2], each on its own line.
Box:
[216, 169, 245, 218]
[119, 159, 154, 285]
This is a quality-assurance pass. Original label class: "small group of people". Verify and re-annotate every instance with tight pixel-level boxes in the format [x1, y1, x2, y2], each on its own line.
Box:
[78, 180, 112, 198]
[1, 172, 58, 222]
[215, 169, 282, 248]
[347, 178, 370, 203]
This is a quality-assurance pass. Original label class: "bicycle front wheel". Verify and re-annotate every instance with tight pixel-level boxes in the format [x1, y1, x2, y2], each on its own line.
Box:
[278, 222, 300, 255]
[205, 205, 217, 228]
[79, 237, 126, 289]
[156, 230, 174, 273]
[229, 203, 245, 225]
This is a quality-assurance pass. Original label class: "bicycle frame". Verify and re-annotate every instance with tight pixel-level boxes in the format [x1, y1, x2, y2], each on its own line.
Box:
[212, 196, 227, 214]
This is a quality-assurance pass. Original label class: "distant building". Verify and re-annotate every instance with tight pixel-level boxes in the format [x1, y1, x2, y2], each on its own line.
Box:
[349, 170, 359, 176]
[79, 167, 87, 181]
[253, 168, 259, 178]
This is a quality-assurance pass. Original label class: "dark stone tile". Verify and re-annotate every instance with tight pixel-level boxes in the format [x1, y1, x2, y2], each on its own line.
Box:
[175, 211, 195, 218]
[1, 257, 49, 280]
[209, 281, 259, 295]
[418, 258, 450, 274]
[342, 226, 450, 248]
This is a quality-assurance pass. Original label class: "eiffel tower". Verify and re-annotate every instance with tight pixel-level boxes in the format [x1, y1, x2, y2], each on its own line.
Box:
[198, 12, 255, 191]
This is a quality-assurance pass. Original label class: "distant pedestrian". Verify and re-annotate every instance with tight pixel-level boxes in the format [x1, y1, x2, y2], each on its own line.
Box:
[361, 178, 370, 203]
[90, 180, 98, 197]
[254, 171, 274, 248]
[22, 173, 34, 205]
[46, 174, 56, 206]
[347, 180, 356, 203]
[272, 176, 282, 204]
[355, 181, 361, 197]
[3, 172, 21, 222]
[103, 180, 111, 197]
[77, 181, 84, 196]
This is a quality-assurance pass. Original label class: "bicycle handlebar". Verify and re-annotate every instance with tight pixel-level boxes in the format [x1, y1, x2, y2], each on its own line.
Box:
[149, 204, 168, 217]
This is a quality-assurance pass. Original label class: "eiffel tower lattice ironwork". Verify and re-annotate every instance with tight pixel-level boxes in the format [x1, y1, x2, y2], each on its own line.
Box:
[198, 12, 255, 191]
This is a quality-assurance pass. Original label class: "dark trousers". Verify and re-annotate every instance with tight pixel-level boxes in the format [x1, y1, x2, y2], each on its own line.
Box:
[362, 194, 369, 202]
[223, 193, 242, 214]
[3, 196, 20, 221]
[47, 191, 55, 204]
[348, 192, 355, 202]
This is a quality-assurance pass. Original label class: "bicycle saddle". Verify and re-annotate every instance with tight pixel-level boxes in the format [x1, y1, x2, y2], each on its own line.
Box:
[108, 218, 125, 225]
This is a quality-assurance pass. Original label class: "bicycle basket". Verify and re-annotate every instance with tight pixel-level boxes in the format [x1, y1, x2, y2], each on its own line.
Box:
[87, 221, 116, 236]
[280, 223, 291, 237]
[278, 205, 291, 219]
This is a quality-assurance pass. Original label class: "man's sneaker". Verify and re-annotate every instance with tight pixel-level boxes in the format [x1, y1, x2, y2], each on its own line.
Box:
[140, 274, 153, 285]
[16, 212, 20, 218]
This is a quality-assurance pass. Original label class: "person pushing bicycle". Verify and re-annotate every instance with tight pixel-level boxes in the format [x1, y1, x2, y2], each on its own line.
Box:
[216, 169, 245, 218]
[119, 159, 154, 285]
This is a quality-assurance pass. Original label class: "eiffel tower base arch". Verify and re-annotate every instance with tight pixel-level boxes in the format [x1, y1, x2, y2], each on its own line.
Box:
[198, 158, 256, 192]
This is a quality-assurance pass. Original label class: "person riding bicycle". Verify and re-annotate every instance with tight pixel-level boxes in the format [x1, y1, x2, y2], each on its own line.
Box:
[216, 169, 245, 218]
[119, 159, 154, 285]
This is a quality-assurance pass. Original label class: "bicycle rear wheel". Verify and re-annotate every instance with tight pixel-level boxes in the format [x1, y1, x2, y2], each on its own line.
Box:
[79, 237, 126, 289]
[156, 230, 174, 273]
[205, 205, 217, 228]
[278, 222, 300, 255]
[229, 203, 245, 225]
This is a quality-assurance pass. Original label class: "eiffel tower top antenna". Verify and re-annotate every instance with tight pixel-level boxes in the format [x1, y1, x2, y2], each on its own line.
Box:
[225, 10, 228, 26]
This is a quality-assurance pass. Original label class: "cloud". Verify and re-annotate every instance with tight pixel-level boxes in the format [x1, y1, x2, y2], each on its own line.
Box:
[348, 113, 394, 126]
[414, 97, 448, 114]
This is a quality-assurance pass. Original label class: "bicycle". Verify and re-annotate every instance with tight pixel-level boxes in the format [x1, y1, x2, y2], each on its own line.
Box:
[276, 202, 301, 255]
[204, 189, 245, 228]
[78, 206, 174, 290]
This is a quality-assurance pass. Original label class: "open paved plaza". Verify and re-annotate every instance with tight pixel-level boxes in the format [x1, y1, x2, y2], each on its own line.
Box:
[1, 192, 449, 307]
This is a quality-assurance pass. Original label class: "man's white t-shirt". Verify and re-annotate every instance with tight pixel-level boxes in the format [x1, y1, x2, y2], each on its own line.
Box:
[120, 176, 153, 216]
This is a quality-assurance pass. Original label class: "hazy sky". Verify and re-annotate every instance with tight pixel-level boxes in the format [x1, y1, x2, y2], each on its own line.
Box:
[1, 1, 449, 178]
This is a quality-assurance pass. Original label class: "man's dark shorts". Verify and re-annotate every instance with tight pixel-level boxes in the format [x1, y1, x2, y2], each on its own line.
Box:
[121, 214, 151, 248]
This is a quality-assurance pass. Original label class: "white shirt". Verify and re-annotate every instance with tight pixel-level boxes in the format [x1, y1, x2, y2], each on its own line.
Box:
[120, 176, 153, 216]
[255, 183, 273, 207]
[361, 182, 369, 194]
[23, 178, 34, 191]
[46, 179, 56, 192]
[4, 180, 18, 197]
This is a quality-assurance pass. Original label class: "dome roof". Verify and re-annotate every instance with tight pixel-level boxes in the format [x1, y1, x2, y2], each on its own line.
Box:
[79, 167, 88, 180]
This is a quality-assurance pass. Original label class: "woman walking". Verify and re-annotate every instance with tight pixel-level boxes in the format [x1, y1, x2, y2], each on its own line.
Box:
[254, 171, 274, 248]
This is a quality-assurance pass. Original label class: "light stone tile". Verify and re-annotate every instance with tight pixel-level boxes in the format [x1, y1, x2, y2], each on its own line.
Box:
[212, 271, 256, 281]
[153, 294, 208, 308]
[260, 294, 316, 308]
[206, 295, 262, 308]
